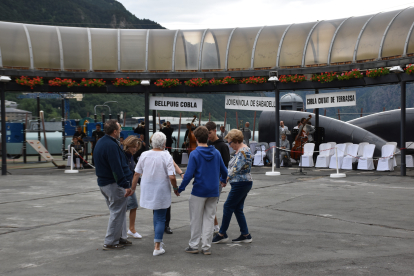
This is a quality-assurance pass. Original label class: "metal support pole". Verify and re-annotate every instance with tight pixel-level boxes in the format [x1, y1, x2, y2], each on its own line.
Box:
[94, 114, 97, 123]
[23, 123, 27, 163]
[1, 84, 7, 175]
[37, 95, 41, 161]
[315, 89, 320, 153]
[152, 109, 156, 135]
[275, 88, 280, 168]
[62, 97, 66, 160]
[144, 87, 150, 148]
[109, 114, 112, 120]
[401, 81, 406, 176]
[102, 114, 105, 124]
[117, 114, 120, 123]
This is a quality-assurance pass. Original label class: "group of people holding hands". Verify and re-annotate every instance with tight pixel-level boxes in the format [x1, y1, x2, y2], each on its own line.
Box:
[94, 119, 254, 256]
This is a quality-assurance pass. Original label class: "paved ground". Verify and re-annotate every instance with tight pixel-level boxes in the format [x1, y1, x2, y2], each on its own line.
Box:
[1, 163, 414, 275]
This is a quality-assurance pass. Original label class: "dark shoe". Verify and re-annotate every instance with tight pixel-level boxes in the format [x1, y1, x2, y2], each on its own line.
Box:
[164, 227, 173, 234]
[119, 238, 132, 246]
[185, 246, 199, 254]
[202, 249, 211, 255]
[232, 234, 252, 243]
[102, 244, 125, 250]
[212, 233, 229, 244]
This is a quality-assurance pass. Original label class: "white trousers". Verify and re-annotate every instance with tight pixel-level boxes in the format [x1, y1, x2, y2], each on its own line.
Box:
[189, 195, 218, 251]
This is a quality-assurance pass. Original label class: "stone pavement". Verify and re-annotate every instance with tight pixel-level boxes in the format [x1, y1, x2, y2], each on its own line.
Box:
[0, 165, 414, 275]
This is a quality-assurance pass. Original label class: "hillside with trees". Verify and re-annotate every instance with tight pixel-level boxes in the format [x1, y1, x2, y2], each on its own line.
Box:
[0, 0, 163, 29]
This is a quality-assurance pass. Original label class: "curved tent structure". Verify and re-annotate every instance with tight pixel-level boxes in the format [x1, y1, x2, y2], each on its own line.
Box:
[1, 7, 414, 77]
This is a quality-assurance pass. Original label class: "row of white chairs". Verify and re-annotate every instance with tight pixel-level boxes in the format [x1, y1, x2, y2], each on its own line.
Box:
[227, 140, 413, 170]
[301, 142, 414, 171]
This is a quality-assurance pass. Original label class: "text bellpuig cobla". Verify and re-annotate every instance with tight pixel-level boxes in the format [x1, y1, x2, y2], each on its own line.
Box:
[154, 100, 197, 108]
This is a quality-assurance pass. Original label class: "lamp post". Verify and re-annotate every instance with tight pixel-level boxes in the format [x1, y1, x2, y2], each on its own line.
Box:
[266, 72, 281, 176]
[141, 80, 151, 148]
[1, 76, 11, 175]
[390, 66, 406, 176]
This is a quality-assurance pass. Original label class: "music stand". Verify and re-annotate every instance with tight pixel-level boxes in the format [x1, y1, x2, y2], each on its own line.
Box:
[291, 137, 307, 175]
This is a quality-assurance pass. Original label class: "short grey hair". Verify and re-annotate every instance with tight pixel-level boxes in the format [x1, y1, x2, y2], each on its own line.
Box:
[151, 132, 166, 149]
[104, 119, 119, 135]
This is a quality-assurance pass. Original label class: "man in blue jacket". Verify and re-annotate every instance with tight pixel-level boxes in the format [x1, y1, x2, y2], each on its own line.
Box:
[94, 120, 134, 250]
[178, 126, 228, 255]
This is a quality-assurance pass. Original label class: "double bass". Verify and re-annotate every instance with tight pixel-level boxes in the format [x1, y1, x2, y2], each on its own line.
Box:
[187, 115, 198, 155]
[291, 115, 312, 160]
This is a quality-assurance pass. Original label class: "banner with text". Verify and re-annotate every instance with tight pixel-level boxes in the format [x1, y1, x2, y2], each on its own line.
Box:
[306, 91, 356, 109]
[150, 96, 203, 112]
[225, 95, 276, 111]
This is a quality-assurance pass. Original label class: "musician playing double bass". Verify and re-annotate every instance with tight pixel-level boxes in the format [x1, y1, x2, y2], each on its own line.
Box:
[291, 115, 312, 160]
[185, 116, 198, 155]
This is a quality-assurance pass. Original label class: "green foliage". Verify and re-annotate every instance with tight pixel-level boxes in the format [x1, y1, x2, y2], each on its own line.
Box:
[0, 0, 164, 29]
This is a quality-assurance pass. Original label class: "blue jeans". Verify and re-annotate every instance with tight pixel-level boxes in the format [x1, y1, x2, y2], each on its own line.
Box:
[153, 208, 167, 243]
[219, 181, 252, 236]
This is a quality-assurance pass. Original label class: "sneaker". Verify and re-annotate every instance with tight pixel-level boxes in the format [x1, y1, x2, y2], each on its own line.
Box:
[232, 234, 252, 243]
[202, 249, 211, 255]
[153, 248, 165, 256]
[185, 246, 199, 254]
[212, 233, 229, 244]
[102, 244, 125, 250]
[127, 230, 142, 239]
[119, 238, 132, 246]
[153, 242, 166, 256]
[214, 225, 220, 233]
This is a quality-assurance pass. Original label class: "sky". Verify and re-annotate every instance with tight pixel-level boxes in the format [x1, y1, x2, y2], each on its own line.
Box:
[117, 0, 414, 30]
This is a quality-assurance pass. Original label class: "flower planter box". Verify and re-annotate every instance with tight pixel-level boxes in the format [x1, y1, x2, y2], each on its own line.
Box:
[400, 73, 414, 82]
[108, 86, 144, 93]
[150, 85, 184, 93]
[237, 83, 274, 91]
[364, 74, 400, 85]
[315, 78, 366, 89]
[277, 81, 314, 90]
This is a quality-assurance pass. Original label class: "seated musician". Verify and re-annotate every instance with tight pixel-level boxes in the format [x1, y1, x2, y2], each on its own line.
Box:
[280, 134, 290, 160]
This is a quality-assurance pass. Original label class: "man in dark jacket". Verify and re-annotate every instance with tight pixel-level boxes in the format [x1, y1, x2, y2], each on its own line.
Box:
[94, 119, 134, 250]
[160, 121, 174, 153]
[206, 121, 230, 233]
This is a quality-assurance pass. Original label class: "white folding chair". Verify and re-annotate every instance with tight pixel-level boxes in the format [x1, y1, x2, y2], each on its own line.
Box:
[386, 142, 398, 167]
[377, 144, 395, 171]
[253, 144, 267, 166]
[341, 144, 359, 170]
[249, 141, 257, 157]
[327, 142, 336, 156]
[329, 144, 347, 169]
[357, 144, 375, 170]
[300, 143, 315, 167]
[406, 142, 414, 167]
[315, 143, 331, 168]
[357, 142, 369, 157]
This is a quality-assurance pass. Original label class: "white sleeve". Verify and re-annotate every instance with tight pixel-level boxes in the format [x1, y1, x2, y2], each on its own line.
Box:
[135, 155, 143, 174]
[166, 154, 175, 176]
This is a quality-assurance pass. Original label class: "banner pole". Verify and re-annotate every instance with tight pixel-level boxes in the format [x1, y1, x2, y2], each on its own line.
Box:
[177, 113, 182, 149]
[253, 111, 256, 141]
[236, 112, 239, 129]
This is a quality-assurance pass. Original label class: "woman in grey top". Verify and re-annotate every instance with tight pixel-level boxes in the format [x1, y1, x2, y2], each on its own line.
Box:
[213, 129, 253, 244]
